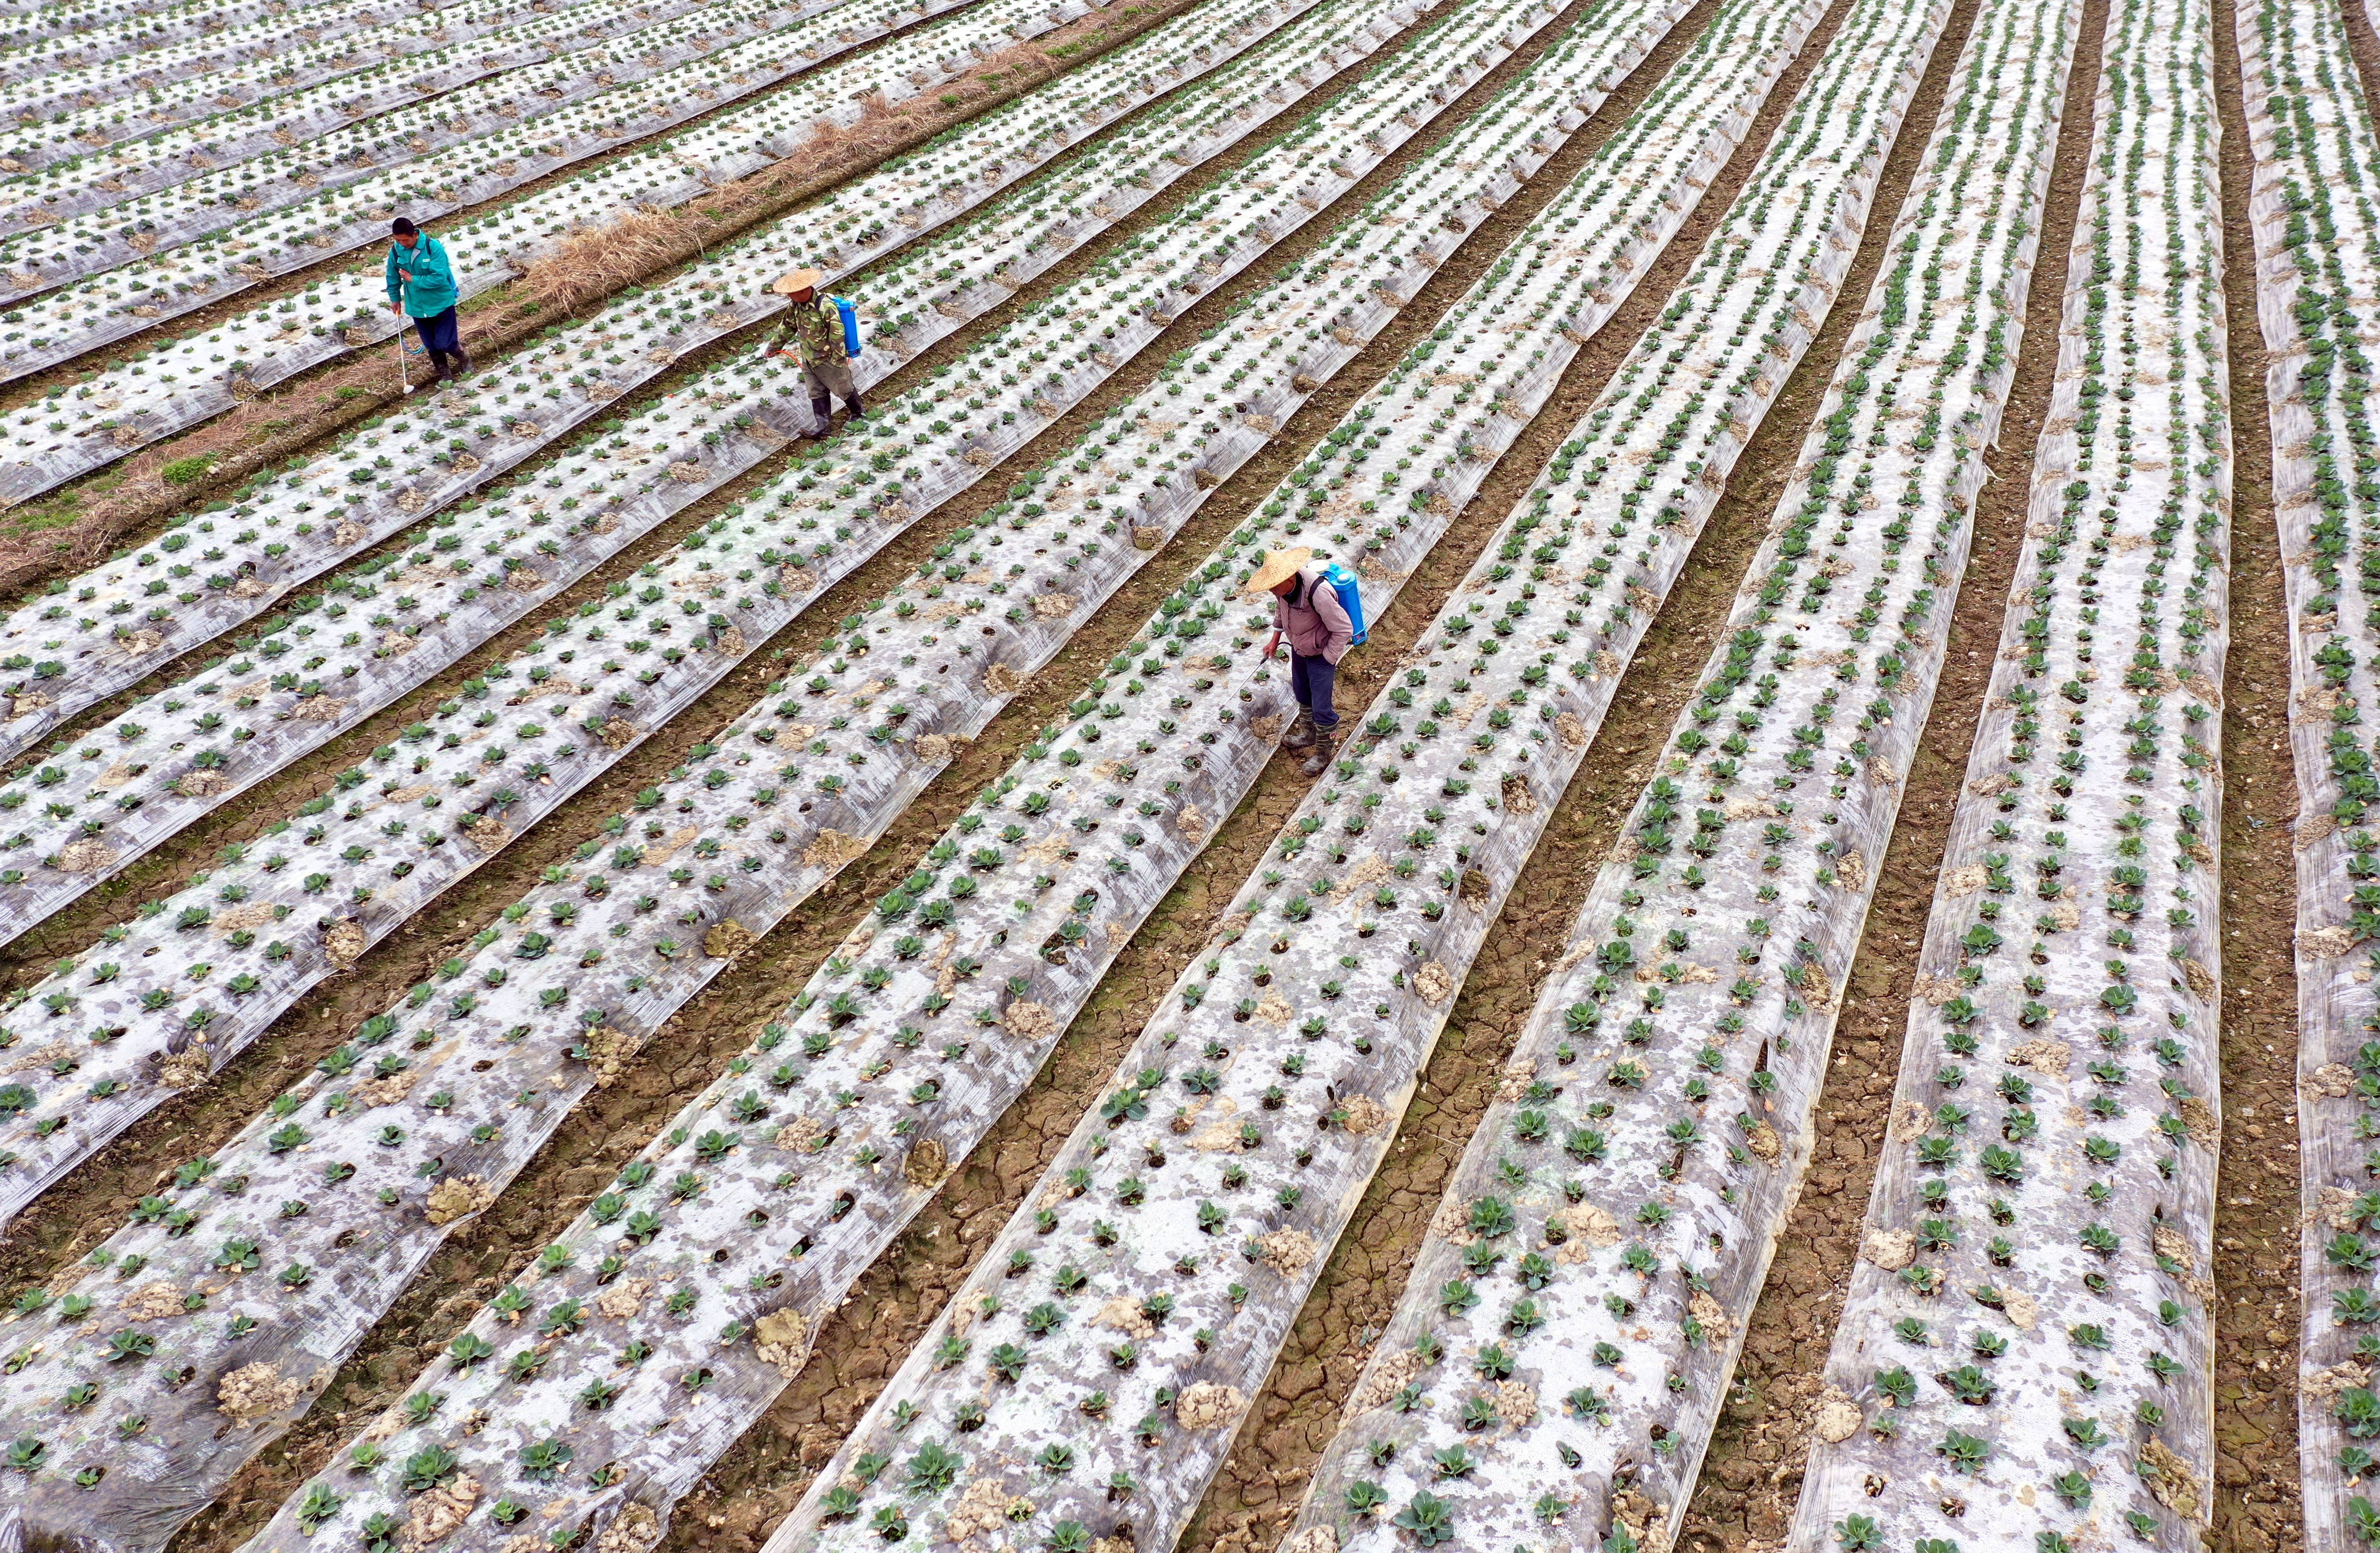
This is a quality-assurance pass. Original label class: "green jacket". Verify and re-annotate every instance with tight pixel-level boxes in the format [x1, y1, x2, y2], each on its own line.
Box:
[770, 293, 854, 362]
[385, 235, 458, 318]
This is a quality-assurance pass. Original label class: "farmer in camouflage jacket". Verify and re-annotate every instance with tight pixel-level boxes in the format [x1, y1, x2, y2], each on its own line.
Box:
[767, 268, 865, 437]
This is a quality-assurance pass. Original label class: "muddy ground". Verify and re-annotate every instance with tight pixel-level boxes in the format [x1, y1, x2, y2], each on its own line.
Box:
[2201, 0, 2310, 1545]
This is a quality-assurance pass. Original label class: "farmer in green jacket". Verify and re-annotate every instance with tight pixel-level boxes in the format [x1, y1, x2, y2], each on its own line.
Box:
[765, 268, 864, 437]
[385, 217, 470, 383]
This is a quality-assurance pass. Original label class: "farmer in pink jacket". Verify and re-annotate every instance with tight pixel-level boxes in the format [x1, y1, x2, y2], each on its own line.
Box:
[1247, 547, 1354, 777]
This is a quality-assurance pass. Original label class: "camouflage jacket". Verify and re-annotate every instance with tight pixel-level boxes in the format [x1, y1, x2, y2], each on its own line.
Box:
[770, 294, 849, 361]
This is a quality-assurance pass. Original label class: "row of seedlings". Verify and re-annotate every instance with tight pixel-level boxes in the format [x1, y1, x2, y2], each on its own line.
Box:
[0, 0, 1069, 308]
[2240, 0, 2380, 1541]
[0, 0, 447, 116]
[0, 0, 1335, 527]
[0, 0, 943, 253]
[210, 0, 1847, 1541]
[0, 0, 1602, 1230]
[1287, 0, 2114, 1542]
[0, 0, 358, 45]
[1790, 0, 2230, 1543]
[0, 0, 1714, 1537]
[0, 0, 1368, 924]
[0, 0, 1532, 951]
[736, 0, 1999, 1544]
[0, 0, 685, 180]
[0, 0, 739, 219]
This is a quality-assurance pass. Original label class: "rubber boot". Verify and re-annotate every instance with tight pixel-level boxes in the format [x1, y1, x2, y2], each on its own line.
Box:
[843, 392, 867, 422]
[1298, 725, 1338, 778]
[430, 350, 455, 384]
[1281, 707, 1316, 749]
[449, 346, 472, 380]
[807, 395, 833, 438]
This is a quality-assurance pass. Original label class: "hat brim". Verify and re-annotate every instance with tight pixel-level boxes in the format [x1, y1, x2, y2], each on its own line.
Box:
[770, 269, 826, 295]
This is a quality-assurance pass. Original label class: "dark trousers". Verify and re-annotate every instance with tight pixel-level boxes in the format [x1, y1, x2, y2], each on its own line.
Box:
[1291, 652, 1338, 730]
[411, 306, 461, 355]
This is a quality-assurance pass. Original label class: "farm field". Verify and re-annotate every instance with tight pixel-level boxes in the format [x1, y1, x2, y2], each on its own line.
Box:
[0, 0, 2333, 1544]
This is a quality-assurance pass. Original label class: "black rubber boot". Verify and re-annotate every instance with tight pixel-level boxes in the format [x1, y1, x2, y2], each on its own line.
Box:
[843, 392, 867, 422]
[807, 395, 832, 438]
[1281, 708, 1315, 749]
[430, 350, 455, 384]
[1298, 726, 1338, 778]
[449, 347, 471, 380]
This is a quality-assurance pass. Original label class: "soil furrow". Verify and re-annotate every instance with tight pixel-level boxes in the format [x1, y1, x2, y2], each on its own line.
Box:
[132, 0, 1726, 1544]
[2205, 0, 2308, 1543]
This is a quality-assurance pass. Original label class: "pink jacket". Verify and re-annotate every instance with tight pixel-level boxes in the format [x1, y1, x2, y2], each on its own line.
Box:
[1273, 566, 1354, 665]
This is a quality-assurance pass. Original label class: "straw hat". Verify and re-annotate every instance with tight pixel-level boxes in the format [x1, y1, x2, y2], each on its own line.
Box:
[1242, 547, 1314, 595]
[770, 269, 825, 295]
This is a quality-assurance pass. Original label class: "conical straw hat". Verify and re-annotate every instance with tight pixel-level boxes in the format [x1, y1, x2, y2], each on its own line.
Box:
[1242, 548, 1314, 594]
